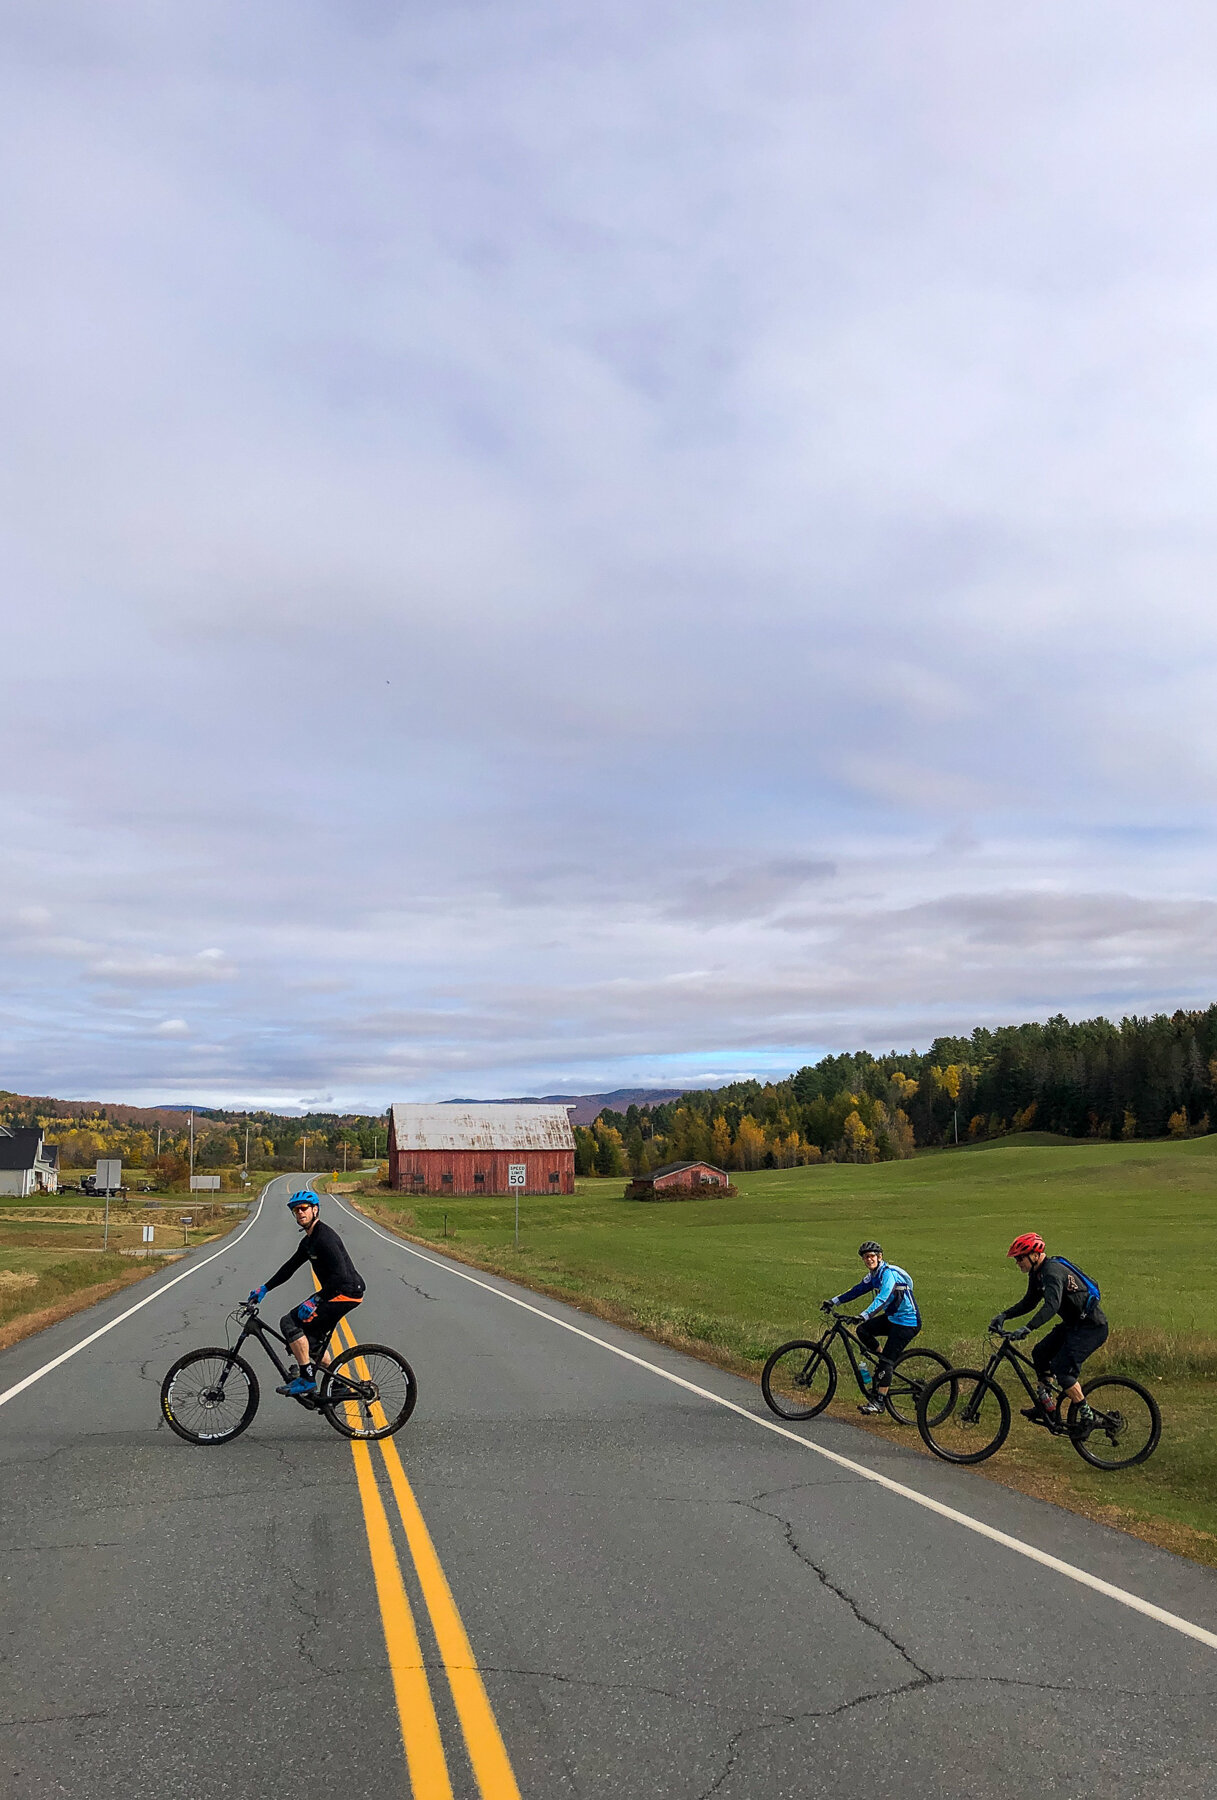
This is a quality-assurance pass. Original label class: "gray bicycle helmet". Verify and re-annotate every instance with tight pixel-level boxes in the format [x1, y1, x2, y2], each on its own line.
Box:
[858, 1240, 882, 1257]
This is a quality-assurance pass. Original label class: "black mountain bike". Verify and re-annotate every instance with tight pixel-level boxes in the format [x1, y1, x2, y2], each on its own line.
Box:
[915, 1326, 1161, 1468]
[160, 1300, 418, 1445]
[761, 1307, 954, 1426]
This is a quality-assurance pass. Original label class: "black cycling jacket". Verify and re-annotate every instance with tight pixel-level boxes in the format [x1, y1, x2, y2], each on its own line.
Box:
[1004, 1256, 1106, 1333]
[264, 1220, 365, 1302]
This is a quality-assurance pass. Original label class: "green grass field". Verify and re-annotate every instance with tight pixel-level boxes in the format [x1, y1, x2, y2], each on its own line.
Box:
[348, 1134, 1217, 1562]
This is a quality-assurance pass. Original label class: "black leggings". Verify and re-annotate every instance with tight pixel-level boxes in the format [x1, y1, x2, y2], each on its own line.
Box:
[856, 1318, 919, 1387]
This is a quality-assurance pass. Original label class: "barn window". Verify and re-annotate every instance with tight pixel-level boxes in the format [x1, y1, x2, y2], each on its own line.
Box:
[548, 1171, 560, 1183]
[441, 1173, 453, 1185]
[474, 1171, 485, 1184]
[411, 1172, 424, 1184]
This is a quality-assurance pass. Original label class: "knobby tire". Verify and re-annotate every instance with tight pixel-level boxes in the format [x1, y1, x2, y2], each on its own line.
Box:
[320, 1343, 418, 1440]
[917, 1366, 1011, 1463]
[160, 1348, 260, 1445]
[761, 1341, 837, 1419]
[1068, 1375, 1162, 1469]
[883, 1348, 954, 1426]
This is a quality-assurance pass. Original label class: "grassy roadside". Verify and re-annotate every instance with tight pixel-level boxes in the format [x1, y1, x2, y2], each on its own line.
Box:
[0, 1196, 251, 1353]
[0, 1251, 179, 1352]
[334, 1136, 1217, 1567]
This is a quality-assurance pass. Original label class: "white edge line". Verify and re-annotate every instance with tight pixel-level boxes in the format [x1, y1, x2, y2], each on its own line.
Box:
[0, 1185, 271, 1411]
[331, 1194, 1217, 1656]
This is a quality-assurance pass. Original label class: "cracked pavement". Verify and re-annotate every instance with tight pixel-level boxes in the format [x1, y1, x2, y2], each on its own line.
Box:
[3, 1180, 1216, 1797]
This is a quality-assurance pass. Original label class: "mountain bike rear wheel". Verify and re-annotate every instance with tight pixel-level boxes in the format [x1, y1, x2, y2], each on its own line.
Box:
[320, 1343, 418, 1440]
[161, 1348, 260, 1445]
[1067, 1376, 1161, 1469]
[917, 1367, 1010, 1463]
[884, 1349, 954, 1425]
[761, 1341, 836, 1419]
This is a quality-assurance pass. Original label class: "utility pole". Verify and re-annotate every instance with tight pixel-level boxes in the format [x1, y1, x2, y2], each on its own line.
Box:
[953, 1108, 959, 1146]
[302, 1134, 307, 1173]
[189, 1111, 195, 1182]
[156, 1125, 162, 1157]
[244, 1121, 250, 1173]
[343, 1141, 348, 1174]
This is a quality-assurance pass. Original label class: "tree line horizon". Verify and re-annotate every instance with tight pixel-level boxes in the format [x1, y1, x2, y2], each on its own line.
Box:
[575, 1004, 1217, 1175]
[3, 1003, 1215, 1181]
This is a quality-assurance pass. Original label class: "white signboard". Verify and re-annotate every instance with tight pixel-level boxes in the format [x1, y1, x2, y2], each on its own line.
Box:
[95, 1158, 122, 1191]
[508, 1164, 526, 1187]
[190, 1174, 221, 1192]
[142, 1225, 155, 1243]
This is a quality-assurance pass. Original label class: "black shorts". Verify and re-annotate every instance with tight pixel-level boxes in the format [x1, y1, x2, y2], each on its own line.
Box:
[280, 1294, 363, 1361]
[1032, 1313, 1109, 1388]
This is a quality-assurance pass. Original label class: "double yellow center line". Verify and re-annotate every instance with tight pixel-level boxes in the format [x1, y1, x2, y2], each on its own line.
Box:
[332, 1313, 522, 1799]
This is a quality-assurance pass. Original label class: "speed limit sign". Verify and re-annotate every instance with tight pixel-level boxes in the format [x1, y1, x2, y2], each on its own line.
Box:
[508, 1164, 526, 1187]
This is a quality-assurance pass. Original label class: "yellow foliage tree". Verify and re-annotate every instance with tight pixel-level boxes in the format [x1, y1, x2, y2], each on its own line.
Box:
[841, 1110, 877, 1164]
[733, 1116, 767, 1170]
[710, 1115, 732, 1169]
[1167, 1108, 1189, 1139]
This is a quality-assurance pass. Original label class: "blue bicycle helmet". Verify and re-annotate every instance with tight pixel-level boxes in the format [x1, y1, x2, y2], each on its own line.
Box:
[287, 1190, 317, 1212]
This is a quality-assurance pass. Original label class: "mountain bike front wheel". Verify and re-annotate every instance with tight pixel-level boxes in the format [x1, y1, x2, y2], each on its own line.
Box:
[320, 1344, 418, 1440]
[917, 1367, 1010, 1463]
[1067, 1376, 1161, 1469]
[883, 1349, 954, 1426]
[761, 1341, 836, 1419]
[161, 1348, 260, 1445]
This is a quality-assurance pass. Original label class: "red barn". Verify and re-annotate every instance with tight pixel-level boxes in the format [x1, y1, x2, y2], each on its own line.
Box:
[625, 1160, 731, 1200]
[388, 1103, 576, 1197]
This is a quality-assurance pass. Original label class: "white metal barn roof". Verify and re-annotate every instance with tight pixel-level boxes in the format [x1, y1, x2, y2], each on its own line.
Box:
[389, 1103, 576, 1152]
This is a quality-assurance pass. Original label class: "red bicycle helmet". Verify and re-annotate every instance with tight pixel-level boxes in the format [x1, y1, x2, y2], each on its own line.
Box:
[1007, 1231, 1045, 1258]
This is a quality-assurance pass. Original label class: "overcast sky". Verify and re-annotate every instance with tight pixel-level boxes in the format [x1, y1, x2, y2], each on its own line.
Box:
[3, 3, 1217, 1111]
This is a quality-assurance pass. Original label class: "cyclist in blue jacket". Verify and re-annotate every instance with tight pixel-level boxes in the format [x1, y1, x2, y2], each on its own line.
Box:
[824, 1241, 921, 1415]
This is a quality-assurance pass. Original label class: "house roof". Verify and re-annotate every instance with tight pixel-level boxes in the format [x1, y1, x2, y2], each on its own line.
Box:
[0, 1128, 46, 1171]
[389, 1103, 576, 1153]
[644, 1159, 728, 1180]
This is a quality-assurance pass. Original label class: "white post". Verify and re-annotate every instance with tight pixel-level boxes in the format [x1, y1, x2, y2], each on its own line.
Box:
[103, 1187, 110, 1252]
[189, 1111, 194, 1181]
[509, 1163, 526, 1249]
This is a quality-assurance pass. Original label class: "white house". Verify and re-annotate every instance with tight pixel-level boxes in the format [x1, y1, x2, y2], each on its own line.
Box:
[0, 1126, 60, 1197]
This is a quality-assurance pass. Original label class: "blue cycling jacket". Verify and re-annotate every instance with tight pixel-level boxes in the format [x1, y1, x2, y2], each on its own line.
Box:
[832, 1262, 920, 1329]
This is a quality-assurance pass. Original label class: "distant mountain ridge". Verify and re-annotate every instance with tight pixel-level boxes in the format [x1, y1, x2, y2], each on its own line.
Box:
[0, 1092, 201, 1129]
[446, 1088, 691, 1126]
[0, 1087, 694, 1130]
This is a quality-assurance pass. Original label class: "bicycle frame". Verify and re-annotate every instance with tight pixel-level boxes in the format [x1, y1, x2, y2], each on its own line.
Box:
[221, 1305, 367, 1399]
[978, 1332, 1073, 1433]
[816, 1311, 890, 1392]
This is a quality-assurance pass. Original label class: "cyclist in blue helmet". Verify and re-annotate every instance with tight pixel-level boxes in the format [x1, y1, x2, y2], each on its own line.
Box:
[246, 1190, 366, 1397]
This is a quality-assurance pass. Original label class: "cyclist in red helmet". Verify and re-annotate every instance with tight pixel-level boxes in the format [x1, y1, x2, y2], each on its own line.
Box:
[991, 1233, 1108, 1427]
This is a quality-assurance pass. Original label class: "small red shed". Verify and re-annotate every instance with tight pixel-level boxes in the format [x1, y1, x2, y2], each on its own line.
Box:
[388, 1103, 576, 1197]
[625, 1159, 731, 1200]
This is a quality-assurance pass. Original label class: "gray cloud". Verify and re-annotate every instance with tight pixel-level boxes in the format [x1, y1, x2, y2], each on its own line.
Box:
[2, 5, 1216, 1105]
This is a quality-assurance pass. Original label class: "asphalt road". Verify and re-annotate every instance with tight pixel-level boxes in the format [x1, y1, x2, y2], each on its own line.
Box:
[3, 1174, 1216, 1799]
